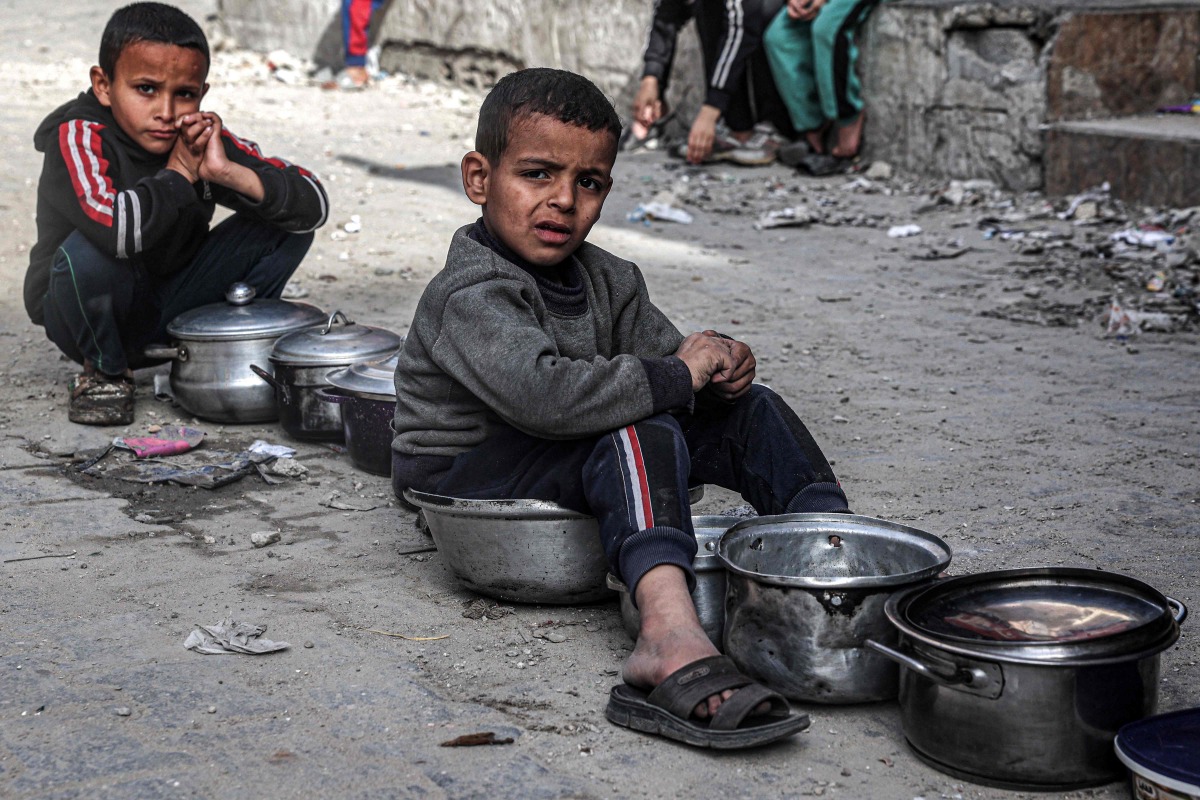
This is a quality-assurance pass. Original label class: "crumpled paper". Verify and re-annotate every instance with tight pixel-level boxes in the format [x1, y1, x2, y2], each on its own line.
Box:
[183, 619, 290, 655]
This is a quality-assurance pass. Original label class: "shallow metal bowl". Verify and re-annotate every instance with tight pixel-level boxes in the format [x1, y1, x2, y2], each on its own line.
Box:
[402, 487, 703, 605]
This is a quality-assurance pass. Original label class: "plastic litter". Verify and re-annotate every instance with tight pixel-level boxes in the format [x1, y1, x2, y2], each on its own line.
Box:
[887, 224, 922, 238]
[114, 426, 204, 458]
[626, 202, 694, 225]
[1111, 229, 1176, 249]
[755, 206, 814, 231]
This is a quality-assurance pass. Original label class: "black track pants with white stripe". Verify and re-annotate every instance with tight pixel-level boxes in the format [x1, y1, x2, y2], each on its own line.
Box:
[41, 215, 312, 376]
[412, 384, 848, 599]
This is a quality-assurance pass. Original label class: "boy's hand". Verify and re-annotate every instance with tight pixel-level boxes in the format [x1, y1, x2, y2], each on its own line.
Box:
[787, 0, 826, 21]
[180, 112, 266, 202]
[703, 330, 756, 400]
[675, 332, 735, 392]
[687, 105, 721, 164]
[633, 76, 666, 129]
[166, 113, 214, 183]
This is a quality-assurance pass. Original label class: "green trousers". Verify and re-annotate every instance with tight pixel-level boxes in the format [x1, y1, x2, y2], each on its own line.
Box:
[763, 0, 881, 131]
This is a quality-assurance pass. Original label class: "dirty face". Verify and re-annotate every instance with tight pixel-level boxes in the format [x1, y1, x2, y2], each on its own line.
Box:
[90, 40, 209, 155]
[462, 113, 616, 268]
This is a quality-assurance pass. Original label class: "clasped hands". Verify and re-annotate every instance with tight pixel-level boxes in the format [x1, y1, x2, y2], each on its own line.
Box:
[166, 111, 231, 185]
[675, 330, 757, 400]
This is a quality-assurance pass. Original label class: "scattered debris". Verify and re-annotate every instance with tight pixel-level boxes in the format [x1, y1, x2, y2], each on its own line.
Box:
[440, 732, 514, 747]
[320, 493, 378, 511]
[4, 549, 77, 564]
[183, 619, 290, 655]
[887, 224, 921, 238]
[755, 206, 814, 230]
[462, 598, 514, 620]
[626, 202, 694, 225]
[250, 531, 282, 548]
[115, 425, 204, 458]
[356, 627, 449, 641]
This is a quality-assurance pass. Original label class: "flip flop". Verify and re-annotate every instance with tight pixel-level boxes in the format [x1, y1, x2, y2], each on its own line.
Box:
[605, 655, 810, 749]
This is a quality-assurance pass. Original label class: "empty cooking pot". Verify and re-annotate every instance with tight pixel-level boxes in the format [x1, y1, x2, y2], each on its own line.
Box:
[718, 513, 952, 704]
[320, 352, 399, 475]
[144, 283, 325, 423]
[251, 311, 401, 442]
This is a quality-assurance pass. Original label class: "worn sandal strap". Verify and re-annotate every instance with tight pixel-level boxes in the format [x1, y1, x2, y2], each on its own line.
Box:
[645, 655, 752, 720]
[709, 681, 790, 731]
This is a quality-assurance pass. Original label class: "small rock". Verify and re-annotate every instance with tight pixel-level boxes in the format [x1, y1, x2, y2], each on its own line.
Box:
[115, 707, 131, 717]
[304, 641, 314, 648]
[251, 531, 282, 548]
[203, 535, 216, 544]
[147, 424, 162, 434]
[546, 632, 567, 644]
[864, 160, 892, 181]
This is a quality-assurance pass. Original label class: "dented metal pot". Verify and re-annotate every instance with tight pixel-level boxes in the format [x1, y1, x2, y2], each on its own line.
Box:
[718, 513, 952, 704]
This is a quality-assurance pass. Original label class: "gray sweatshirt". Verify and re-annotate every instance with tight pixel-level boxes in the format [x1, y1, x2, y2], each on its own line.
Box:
[391, 225, 694, 456]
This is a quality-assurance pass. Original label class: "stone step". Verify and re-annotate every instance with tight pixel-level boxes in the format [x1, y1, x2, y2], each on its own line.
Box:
[1045, 114, 1200, 207]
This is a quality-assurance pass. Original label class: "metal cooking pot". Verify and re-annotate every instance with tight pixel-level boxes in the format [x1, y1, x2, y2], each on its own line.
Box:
[250, 311, 401, 442]
[145, 284, 325, 423]
[319, 353, 399, 475]
[717, 513, 952, 704]
[866, 567, 1188, 791]
[606, 514, 737, 648]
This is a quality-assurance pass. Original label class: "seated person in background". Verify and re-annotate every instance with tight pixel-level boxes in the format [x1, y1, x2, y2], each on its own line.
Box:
[391, 67, 849, 749]
[23, 2, 328, 426]
[633, 0, 796, 165]
[763, 0, 879, 158]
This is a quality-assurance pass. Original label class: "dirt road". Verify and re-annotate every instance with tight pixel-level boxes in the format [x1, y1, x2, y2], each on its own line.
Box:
[1, 1, 1196, 797]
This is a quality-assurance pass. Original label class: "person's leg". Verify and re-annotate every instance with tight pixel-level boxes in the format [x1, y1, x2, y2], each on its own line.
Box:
[341, 0, 383, 86]
[683, 384, 849, 514]
[147, 215, 312, 355]
[811, 0, 881, 157]
[42, 231, 151, 376]
[763, 10, 826, 150]
[41, 231, 145, 423]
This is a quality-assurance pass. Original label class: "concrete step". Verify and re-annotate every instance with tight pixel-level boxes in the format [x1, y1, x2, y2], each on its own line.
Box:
[1045, 114, 1200, 207]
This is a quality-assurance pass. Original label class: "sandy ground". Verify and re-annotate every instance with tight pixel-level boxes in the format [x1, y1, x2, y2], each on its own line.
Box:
[0, 1, 1197, 798]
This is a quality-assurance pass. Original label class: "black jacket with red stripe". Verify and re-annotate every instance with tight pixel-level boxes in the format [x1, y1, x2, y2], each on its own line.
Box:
[23, 89, 328, 324]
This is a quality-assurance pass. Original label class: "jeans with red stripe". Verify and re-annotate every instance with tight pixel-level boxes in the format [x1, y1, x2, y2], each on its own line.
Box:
[41, 215, 312, 376]
[395, 384, 848, 600]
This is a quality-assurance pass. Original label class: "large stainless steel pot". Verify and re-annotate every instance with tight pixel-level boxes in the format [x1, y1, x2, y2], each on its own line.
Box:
[606, 514, 738, 648]
[866, 568, 1188, 791]
[250, 311, 401, 442]
[717, 513, 952, 704]
[320, 353, 399, 475]
[145, 284, 325, 423]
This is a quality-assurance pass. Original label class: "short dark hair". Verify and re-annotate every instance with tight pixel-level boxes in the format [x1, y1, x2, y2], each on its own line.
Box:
[99, 2, 210, 78]
[475, 68, 622, 163]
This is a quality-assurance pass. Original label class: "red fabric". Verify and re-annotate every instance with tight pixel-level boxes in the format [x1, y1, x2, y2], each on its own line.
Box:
[347, 0, 374, 57]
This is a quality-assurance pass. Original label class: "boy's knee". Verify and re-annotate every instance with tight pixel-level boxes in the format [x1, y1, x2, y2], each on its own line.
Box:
[50, 232, 123, 293]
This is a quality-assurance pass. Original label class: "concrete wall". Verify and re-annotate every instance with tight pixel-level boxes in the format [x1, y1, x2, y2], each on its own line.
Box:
[217, 0, 1200, 192]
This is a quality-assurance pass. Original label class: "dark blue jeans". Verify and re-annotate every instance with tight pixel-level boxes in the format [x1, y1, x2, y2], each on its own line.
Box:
[42, 215, 313, 375]
[395, 385, 848, 598]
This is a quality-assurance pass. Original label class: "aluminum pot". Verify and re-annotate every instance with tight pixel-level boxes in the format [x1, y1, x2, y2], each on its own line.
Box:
[145, 283, 325, 423]
[866, 568, 1188, 791]
[401, 486, 705, 605]
[606, 515, 738, 648]
[717, 513, 952, 704]
[319, 353, 398, 475]
[250, 311, 401, 442]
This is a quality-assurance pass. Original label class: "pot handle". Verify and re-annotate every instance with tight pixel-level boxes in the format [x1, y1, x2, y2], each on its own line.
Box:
[320, 310, 353, 334]
[866, 639, 1003, 699]
[249, 364, 291, 405]
[1166, 596, 1188, 626]
[316, 387, 349, 405]
[144, 344, 182, 361]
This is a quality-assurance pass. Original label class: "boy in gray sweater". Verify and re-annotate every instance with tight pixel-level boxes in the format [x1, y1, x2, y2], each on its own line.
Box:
[391, 68, 848, 749]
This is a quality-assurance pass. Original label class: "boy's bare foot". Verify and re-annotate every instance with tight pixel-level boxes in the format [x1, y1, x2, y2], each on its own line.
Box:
[805, 122, 831, 154]
[623, 565, 766, 718]
[831, 112, 865, 159]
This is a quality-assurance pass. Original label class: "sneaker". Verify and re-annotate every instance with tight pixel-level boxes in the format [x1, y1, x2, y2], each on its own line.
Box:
[671, 129, 777, 165]
[68, 370, 134, 426]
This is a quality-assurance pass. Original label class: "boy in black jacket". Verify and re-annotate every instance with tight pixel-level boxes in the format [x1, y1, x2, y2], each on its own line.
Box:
[23, 2, 328, 425]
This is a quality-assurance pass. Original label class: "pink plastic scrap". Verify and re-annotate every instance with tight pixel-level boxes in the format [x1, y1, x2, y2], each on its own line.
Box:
[116, 425, 205, 458]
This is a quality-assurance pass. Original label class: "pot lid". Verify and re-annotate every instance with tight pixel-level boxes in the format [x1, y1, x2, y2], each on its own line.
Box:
[1116, 708, 1200, 792]
[270, 311, 402, 366]
[716, 513, 952, 589]
[891, 568, 1183, 664]
[167, 284, 325, 342]
[326, 352, 400, 397]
